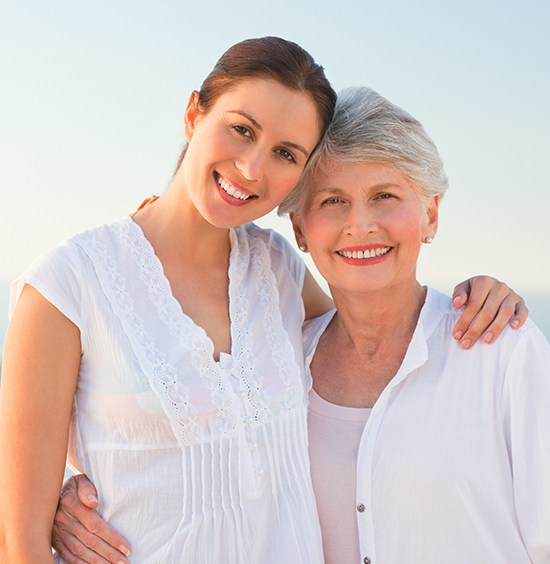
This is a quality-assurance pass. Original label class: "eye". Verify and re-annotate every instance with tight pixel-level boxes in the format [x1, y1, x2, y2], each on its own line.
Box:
[376, 192, 394, 200]
[321, 197, 344, 206]
[275, 148, 297, 164]
[233, 124, 253, 138]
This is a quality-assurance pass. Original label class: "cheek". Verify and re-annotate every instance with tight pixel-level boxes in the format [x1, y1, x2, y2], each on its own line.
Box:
[270, 168, 306, 200]
[390, 208, 424, 241]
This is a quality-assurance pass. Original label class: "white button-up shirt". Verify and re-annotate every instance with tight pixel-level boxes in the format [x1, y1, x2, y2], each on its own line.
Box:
[304, 287, 550, 564]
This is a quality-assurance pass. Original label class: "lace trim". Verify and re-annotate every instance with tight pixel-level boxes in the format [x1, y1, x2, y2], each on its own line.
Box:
[76, 218, 301, 445]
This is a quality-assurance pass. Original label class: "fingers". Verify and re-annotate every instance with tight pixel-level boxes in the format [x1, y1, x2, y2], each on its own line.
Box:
[451, 279, 470, 309]
[74, 473, 100, 508]
[452, 276, 528, 348]
[53, 540, 90, 564]
[52, 474, 131, 563]
[54, 534, 122, 564]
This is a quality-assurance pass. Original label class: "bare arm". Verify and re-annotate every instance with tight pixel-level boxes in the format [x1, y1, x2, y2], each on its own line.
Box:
[0, 285, 81, 562]
[301, 268, 334, 320]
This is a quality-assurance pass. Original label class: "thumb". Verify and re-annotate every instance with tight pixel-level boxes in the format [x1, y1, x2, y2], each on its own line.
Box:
[73, 473, 100, 508]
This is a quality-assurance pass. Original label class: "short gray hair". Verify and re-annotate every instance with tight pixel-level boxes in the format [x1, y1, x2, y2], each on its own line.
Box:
[279, 86, 448, 215]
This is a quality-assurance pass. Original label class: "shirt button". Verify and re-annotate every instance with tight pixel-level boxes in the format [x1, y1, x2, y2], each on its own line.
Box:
[357, 503, 365, 513]
[363, 557, 371, 564]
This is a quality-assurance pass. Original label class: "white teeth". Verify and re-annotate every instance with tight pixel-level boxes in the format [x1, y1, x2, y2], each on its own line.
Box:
[338, 247, 391, 259]
[217, 176, 251, 200]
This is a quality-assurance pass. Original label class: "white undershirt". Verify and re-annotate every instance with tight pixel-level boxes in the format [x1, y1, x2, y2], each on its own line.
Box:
[308, 388, 371, 564]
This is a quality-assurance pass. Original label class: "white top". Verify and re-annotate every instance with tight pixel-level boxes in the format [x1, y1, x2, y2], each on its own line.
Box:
[308, 389, 370, 564]
[11, 217, 324, 564]
[303, 287, 550, 564]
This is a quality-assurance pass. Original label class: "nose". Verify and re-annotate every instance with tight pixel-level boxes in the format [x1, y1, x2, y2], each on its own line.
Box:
[345, 204, 378, 237]
[234, 146, 267, 182]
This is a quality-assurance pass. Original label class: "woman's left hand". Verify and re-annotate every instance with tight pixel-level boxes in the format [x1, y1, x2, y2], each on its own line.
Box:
[451, 276, 528, 349]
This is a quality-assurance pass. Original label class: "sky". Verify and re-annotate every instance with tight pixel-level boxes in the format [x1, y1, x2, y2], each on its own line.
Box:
[1, 0, 549, 340]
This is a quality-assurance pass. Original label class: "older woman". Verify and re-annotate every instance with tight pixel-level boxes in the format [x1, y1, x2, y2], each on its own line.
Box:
[283, 87, 550, 563]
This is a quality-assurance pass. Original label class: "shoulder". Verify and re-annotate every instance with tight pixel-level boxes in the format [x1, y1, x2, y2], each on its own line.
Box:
[424, 287, 549, 372]
[238, 222, 306, 284]
[240, 222, 298, 254]
[10, 218, 127, 316]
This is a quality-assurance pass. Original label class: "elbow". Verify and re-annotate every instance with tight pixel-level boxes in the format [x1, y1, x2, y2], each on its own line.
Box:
[0, 525, 54, 563]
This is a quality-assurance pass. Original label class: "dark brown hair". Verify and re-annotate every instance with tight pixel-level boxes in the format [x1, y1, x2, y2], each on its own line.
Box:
[175, 36, 336, 170]
[199, 36, 335, 136]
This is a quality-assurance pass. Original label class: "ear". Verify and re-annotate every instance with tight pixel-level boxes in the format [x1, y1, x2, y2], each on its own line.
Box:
[423, 194, 440, 239]
[290, 212, 307, 250]
[184, 90, 203, 142]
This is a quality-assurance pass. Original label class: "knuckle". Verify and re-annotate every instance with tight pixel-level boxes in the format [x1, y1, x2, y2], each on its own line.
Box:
[68, 537, 87, 557]
[82, 530, 100, 549]
[85, 517, 102, 535]
[59, 490, 78, 509]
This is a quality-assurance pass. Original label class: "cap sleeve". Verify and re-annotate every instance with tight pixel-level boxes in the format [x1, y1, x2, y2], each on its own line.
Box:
[10, 239, 85, 333]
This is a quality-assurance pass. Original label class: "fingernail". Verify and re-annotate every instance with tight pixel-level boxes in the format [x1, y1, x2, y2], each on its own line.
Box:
[453, 331, 463, 341]
[120, 545, 131, 556]
[511, 319, 520, 329]
[460, 339, 471, 349]
[87, 494, 99, 503]
[482, 332, 493, 344]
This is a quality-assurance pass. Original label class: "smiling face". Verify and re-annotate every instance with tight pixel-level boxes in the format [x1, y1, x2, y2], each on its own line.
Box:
[180, 78, 322, 229]
[293, 161, 439, 297]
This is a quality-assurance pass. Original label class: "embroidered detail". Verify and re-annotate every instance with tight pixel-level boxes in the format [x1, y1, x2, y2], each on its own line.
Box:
[75, 218, 302, 445]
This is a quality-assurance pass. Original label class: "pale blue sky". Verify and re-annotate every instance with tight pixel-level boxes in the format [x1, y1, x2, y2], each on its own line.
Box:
[1, 0, 549, 336]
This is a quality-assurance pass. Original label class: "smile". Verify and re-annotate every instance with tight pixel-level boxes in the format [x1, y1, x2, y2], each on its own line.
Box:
[216, 174, 254, 201]
[337, 247, 392, 259]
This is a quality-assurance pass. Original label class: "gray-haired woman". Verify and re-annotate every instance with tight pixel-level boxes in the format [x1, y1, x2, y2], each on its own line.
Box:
[286, 86, 550, 563]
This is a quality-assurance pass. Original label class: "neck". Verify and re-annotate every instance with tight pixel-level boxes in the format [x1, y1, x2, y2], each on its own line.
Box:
[132, 173, 231, 267]
[328, 281, 427, 354]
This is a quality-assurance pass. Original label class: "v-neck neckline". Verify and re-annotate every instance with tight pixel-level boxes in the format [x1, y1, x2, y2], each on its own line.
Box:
[125, 216, 236, 365]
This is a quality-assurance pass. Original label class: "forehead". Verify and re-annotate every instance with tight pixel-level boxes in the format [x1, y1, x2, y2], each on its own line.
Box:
[211, 79, 322, 141]
[313, 161, 412, 189]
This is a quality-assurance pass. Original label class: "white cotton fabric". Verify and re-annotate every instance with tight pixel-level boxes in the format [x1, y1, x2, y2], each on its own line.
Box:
[10, 217, 324, 564]
[303, 288, 550, 564]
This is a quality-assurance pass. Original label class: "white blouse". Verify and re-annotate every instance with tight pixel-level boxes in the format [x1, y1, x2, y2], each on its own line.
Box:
[303, 288, 550, 564]
[11, 217, 324, 563]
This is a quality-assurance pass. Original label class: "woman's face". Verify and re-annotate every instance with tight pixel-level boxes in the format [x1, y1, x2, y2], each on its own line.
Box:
[293, 161, 439, 296]
[181, 78, 322, 229]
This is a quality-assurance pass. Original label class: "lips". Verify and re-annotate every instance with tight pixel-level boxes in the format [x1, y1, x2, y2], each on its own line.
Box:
[215, 173, 256, 202]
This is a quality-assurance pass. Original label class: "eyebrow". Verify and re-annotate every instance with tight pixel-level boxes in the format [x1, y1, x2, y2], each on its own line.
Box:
[315, 183, 402, 196]
[228, 110, 311, 158]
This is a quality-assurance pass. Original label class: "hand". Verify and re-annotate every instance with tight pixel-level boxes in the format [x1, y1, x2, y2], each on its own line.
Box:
[451, 276, 528, 349]
[52, 474, 131, 564]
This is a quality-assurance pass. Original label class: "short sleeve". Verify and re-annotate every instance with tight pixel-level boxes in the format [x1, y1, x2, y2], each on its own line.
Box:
[259, 226, 306, 292]
[10, 239, 85, 333]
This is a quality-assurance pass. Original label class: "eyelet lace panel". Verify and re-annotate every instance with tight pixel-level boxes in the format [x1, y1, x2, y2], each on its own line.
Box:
[75, 218, 303, 445]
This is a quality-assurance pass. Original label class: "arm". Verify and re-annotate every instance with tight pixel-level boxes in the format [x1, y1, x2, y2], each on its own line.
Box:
[451, 276, 528, 348]
[0, 285, 81, 562]
[301, 268, 333, 320]
[52, 475, 131, 564]
[505, 325, 550, 559]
